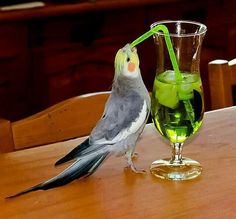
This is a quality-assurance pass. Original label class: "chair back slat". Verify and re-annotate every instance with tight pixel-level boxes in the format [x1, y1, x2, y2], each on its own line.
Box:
[0, 92, 110, 152]
[208, 59, 234, 109]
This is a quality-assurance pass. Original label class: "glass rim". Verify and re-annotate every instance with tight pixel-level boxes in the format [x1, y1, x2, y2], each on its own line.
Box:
[150, 20, 207, 37]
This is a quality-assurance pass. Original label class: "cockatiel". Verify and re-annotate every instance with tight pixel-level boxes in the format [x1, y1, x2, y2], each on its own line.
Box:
[8, 44, 150, 198]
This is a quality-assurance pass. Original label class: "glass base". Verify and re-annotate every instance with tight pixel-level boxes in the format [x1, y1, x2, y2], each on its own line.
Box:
[150, 157, 202, 181]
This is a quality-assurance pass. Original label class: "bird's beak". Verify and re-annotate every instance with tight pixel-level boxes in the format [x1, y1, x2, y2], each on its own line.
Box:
[131, 46, 137, 53]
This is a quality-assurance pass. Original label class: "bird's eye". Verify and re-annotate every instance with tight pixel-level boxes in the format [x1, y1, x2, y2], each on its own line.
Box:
[126, 57, 130, 62]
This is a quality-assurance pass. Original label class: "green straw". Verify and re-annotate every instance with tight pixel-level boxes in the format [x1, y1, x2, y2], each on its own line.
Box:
[130, 24, 182, 83]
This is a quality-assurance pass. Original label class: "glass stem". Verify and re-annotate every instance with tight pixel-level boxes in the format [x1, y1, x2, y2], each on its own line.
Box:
[170, 143, 183, 164]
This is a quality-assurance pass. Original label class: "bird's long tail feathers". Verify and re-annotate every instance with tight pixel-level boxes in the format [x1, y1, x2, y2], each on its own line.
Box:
[55, 138, 91, 166]
[7, 150, 110, 198]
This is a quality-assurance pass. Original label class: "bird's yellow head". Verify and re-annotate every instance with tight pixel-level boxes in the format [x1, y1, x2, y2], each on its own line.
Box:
[114, 44, 140, 78]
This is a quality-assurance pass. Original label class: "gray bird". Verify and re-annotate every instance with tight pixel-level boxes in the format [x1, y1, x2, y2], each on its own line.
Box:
[8, 44, 150, 198]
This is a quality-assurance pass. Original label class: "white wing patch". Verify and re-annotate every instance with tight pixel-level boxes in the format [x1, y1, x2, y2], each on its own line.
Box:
[94, 100, 148, 145]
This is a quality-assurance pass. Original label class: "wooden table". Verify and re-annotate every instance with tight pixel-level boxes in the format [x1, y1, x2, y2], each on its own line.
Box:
[1, 107, 236, 218]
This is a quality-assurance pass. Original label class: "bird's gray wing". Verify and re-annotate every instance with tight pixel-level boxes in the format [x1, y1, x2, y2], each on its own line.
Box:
[54, 92, 144, 166]
[90, 90, 148, 144]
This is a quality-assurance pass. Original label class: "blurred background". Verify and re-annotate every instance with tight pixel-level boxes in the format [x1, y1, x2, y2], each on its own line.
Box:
[0, 0, 235, 121]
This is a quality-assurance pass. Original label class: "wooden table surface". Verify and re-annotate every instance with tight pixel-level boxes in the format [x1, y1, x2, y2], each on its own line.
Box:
[1, 107, 236, 218]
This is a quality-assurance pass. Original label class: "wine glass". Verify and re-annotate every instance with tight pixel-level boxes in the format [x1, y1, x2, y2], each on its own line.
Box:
[150, 20, 207, 180]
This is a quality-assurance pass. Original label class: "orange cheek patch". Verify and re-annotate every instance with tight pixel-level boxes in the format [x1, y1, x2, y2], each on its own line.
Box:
[128, 62, 136, 72]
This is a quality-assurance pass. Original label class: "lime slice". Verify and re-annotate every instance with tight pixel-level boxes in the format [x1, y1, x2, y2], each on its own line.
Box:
[153, 71, 202, 108]
[178, 73, 201, 100]
[154, 79, 179, 109]
[178, 83, 194, 100]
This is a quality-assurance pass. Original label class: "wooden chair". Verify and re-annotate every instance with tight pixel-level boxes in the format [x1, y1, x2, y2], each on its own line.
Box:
[0, 91, 110, 153]
[208, 58, 236, 110]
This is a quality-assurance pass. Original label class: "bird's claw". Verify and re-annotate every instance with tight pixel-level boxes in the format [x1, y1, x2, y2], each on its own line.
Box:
[125, 150, 145, 173]
[125, 163, 146, 174]
[131, 167, 146, 174]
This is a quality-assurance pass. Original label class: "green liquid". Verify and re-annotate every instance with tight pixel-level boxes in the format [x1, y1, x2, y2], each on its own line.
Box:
[151, 71, 204, 143]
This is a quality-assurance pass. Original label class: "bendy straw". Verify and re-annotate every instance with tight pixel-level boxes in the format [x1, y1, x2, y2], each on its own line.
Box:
[130, 24, 182, 83]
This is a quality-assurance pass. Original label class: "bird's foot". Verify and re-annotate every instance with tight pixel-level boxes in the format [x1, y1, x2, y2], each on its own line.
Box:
[125, 157, 146, 174]
[129, 165, 146, 174]
[125, 164, 146, 174]
[125, 150, 146, 173]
